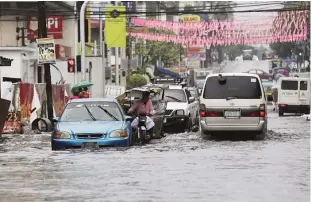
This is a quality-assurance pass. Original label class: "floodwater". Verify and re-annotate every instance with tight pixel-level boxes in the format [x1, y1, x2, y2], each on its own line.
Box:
[0, 107, 309, 202]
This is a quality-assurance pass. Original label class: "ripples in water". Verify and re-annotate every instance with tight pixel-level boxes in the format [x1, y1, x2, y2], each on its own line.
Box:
[0, 111, 309, 202]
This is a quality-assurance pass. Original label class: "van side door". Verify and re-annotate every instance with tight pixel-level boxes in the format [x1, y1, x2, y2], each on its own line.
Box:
[299, 80, 309, 105]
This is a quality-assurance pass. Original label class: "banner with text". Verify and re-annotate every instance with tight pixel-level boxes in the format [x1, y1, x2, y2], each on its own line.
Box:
[52, 85, 65, 117]
[19, 83, 34, 121]
[105, 6, 126, 48]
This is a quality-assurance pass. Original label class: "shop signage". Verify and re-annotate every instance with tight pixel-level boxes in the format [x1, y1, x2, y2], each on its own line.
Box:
[27, 16, 63, 40]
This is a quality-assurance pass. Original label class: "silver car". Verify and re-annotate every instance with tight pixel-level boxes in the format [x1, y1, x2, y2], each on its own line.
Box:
[199, 73, 267, 140]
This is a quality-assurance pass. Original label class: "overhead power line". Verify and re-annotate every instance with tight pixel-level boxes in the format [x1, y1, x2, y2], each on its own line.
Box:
[0, 1, 308, 15]
[0, 7, 308, 21]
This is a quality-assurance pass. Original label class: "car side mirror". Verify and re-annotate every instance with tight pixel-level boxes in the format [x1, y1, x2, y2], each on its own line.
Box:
[52, 117, 59, 123]
[189, 97, 195, 103]
[125, 116, 133, 122]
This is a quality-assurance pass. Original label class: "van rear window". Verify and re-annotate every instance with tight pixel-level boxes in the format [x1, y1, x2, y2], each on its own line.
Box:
[281, 80, 298, 90]
[203, 76, 262, 99]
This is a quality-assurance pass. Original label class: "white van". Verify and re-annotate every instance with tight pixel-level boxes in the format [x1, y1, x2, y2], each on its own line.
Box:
[278, 77, 310, 116]
[199, 73, 267, 140]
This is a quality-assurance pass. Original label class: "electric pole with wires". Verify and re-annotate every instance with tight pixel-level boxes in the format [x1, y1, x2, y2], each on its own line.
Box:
[37, 1, 54, 121]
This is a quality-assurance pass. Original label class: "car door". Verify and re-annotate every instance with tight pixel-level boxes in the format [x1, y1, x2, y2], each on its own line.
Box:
[279, 80, 299, 105]
[185, 89, 197, 122]
[299, 80, 309, 106]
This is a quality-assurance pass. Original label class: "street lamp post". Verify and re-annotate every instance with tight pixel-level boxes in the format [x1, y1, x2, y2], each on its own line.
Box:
[79, 0, 89, 81]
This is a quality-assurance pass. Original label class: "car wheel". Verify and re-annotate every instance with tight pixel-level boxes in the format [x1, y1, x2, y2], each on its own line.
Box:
[184, 117, 192, 132]
[191, 113, 200, 132]
[254, 130, 266, 140]
[201, 130, 212, 140]
[130, 134, 133, 146]
[51, 141, 60, 151]
[279, 109, 284, 116]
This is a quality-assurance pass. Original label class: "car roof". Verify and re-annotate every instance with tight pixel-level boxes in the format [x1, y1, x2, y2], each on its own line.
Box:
[279, 77, 309, 81]
[207, 73, 261, 79]
[69, 98, 117, 103]
[168, 85, 183, 89]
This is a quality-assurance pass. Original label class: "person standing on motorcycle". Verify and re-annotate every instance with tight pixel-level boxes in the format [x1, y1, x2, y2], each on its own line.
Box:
[127, 91, 155, 137]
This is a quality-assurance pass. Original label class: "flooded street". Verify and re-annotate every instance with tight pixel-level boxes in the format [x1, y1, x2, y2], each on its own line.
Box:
[0, 107, 309, 202]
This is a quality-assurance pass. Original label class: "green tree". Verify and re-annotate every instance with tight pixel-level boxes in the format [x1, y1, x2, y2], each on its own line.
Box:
[135, 38, 183, 68]
[127, 74, 148, 89]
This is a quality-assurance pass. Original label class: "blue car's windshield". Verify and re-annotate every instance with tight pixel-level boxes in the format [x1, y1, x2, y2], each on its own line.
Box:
[60, 102, 123, 122]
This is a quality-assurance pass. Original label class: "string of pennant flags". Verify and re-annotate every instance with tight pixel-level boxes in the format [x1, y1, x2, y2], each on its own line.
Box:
[126, 10, 308, 46]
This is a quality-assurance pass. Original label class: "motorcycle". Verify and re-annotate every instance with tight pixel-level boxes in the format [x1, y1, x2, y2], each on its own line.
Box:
[135, 113, 153, 145]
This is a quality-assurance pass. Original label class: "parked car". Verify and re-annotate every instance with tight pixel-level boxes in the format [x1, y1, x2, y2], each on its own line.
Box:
[161, 85, 199, 133]
[199, 73, 267, 140]
[245, 69, 273, 81]
[51, 98, 133, 150]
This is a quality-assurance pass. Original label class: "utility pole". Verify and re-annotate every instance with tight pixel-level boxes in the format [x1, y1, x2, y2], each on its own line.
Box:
[99, 6, 106, 97]
[80, 1, 89, 81]
[37, 1, 54, 121]
[115, 1, 120, 86]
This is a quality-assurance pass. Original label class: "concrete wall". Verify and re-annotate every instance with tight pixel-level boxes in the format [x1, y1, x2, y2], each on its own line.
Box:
[0, 48, 38, 82]
[85, 57, 103, 98]
[0, 16, 75, 48]
[0, 16, 25, 46]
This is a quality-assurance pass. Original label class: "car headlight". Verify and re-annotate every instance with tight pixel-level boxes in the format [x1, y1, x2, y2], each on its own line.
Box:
[55, 131, 71, 139]
[109, 130, 127, 138]
[176, 110, 184, 115]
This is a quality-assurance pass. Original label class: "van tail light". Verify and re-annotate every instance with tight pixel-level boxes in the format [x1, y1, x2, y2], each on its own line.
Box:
[200, 111, 206, 117]
[199, 104, 206, 117]
[279, 104, 287, 108]
[206, 111, 222, 117]
[247, 111, 259, 117]
[259, 104, 265, 117]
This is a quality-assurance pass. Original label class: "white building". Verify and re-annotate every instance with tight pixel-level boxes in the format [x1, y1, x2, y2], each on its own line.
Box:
[0, 2, 122, 98]
[0, 2, 77, 89]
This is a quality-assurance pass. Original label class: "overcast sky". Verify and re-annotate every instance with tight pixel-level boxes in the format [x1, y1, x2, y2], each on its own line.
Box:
[234, 1, 283, 22]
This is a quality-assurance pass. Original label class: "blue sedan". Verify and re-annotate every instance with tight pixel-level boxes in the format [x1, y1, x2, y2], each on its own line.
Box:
[51, 98, 133, 150]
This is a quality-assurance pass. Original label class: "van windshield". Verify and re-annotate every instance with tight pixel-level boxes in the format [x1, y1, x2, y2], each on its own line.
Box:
[281, 80, 298, 90]
[163, 89, 187, 102]
[196, 76, 207, 80]
[203, 76, 262, 99]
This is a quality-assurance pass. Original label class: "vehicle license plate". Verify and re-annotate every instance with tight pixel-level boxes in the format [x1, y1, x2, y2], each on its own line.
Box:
[83, 142, 97, 148]
[163, 118, 167, 123]
[224, 111, 240, 117]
